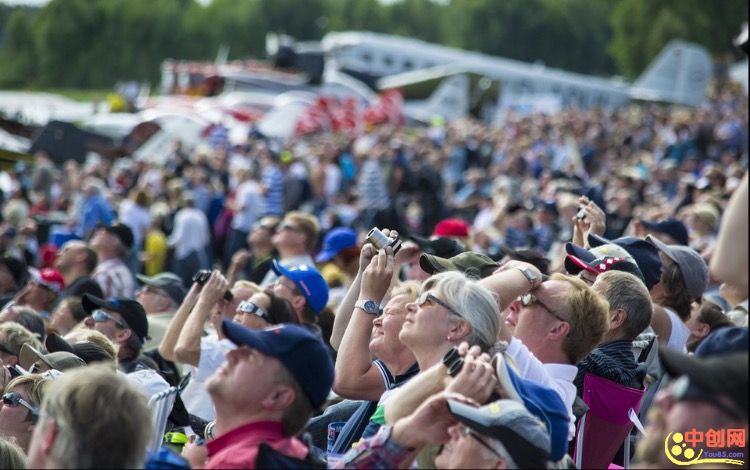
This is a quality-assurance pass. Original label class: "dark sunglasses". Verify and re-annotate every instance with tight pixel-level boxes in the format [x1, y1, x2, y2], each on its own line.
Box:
[417, 292, 464, 318]
[237, 300, 270, 322]
[2, 391, 40, 421]
[92, 309, 127, 329]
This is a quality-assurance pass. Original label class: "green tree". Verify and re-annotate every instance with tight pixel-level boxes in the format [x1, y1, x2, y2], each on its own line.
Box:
[610, 0, 748, 80]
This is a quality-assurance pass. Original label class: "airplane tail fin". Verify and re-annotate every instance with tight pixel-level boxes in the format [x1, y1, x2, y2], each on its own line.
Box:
[403, 73, 470, 122]
[630, 40, 713, 106]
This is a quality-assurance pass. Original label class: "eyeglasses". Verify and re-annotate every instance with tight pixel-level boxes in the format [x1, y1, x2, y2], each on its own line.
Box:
[416, 292, 464, 318]
[2, 391, 40, 421]
[237, 300, 270, 322]
[138, 286, 169, 298]
[91, 309, 127, 329]
[28, 362, 50, 374]
[518, 292, 567, 322]
[274, 279, 300, 295]
[278, 223, 301, 233]
[460, 426, 504, 460]
[670, 375, 744, 421]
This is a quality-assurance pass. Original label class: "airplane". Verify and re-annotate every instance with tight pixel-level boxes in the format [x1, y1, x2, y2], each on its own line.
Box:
[313, 31, 715, 120]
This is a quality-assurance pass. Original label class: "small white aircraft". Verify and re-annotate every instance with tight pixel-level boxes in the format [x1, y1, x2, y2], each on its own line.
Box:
[317, 31, 714, 120]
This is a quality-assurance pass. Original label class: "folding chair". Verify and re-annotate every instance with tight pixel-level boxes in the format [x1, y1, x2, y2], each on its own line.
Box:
[148, 386, 179, 453]
[573, 374, 645, 469]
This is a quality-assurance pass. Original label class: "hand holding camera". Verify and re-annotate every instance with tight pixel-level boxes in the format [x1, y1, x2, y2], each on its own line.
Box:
[193, 270, 233, 302]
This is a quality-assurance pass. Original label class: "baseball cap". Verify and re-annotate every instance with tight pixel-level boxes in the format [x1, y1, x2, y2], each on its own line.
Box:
[19, 343, 86, 372]
[646, 235, 708, 300]
[271, 261, 329, 314]
[588, 234, 662, 290]
[101, 223, 134, 249]
[659, 348, 748, 420]
[82, 294, 149, 343]
[136, 272, 187, 305]
[45, 332, 115, 365]
[639, 218, 689, 246]
[432, 218, 470, 238]
[221, 321, 334, 409]
[499, 246, 551, 275]
[0, 256, 27, 287]
[447, 399, 550, 469]
[29, 267, 65, 294]
[694, 327, 749, 358]
[410, 235, 466, 258]
[315, 227, 358, 263]
[420, 251, 499, 279]
[565, 243, 645, 285]
[494, 354, 570, 461]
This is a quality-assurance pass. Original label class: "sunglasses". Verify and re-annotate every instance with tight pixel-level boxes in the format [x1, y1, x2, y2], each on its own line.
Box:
[460, 426, 504, 460]
[417, 292, 464, 318]
[2, 391, 40, 421]
[92, 309, 127, 329]
[237, 300, 270, 322]
[518, 293, 567, 322]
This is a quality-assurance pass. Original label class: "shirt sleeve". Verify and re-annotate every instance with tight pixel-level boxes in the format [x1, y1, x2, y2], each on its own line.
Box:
[332, 425, 415, 469]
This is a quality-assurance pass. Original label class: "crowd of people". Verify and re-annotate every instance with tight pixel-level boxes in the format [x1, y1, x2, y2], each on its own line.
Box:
[0, 74, 747, 468]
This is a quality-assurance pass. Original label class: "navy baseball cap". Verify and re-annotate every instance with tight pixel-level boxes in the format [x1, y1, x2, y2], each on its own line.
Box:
[82, 294, 149, 343]
[695, 327, 749, 358]
[315, 227, 358, 263]
[588, 234, 663, 290]
[221, 320, 334, 409]
[639, 218, 689, 246]
[495, 355, 569, 461]
[272, 261, 329, 314]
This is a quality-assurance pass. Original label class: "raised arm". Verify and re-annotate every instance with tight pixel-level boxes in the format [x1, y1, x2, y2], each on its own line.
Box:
[479, 260, 542, 317]
[330, 243, 377, 351]
[710, 172, 748, 296]
[158, 282, 201, 362]
[334, 247, 394, 401]
[174, 271, 228, 367]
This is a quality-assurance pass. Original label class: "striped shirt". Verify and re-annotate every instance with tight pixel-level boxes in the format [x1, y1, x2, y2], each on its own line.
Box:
[262, 165, 284, 216]
[93, 258, 135, 299]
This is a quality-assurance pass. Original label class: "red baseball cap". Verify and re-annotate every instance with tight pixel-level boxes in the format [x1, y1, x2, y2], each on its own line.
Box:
[30, 267, 65, 294]
[432, 218, 470, 238]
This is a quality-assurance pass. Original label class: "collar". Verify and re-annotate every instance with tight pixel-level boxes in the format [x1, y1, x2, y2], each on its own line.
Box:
[207, 421, 286, 455]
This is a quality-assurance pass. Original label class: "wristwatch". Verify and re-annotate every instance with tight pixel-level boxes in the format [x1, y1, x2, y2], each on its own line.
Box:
[355, 299, 382, 315]
[516, 267, 539, 289]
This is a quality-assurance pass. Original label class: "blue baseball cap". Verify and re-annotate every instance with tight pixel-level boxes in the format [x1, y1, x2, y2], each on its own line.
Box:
[639, 218, 689, 246]
[221, 320, 334, 409]
[496, 357, 570, 461]
[695, 327, 749, 358]
[588, 234, 663, 290]
[272, 261, 329, 314]
[315, 227, 358, 263]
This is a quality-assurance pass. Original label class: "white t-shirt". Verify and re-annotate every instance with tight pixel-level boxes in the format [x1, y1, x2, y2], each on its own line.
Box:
[664, 307, 690, 353]
[180, 335, 235, 421]
[230, 180, 261, 231]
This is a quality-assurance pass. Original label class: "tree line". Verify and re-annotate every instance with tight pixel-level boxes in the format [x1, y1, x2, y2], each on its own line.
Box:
[0, 0, 746, 90]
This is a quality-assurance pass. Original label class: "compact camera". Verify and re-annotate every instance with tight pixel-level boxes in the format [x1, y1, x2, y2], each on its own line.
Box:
[366, 227, 402, 254]
[192, 270, 234, 301]
[576, 205, 587, 220]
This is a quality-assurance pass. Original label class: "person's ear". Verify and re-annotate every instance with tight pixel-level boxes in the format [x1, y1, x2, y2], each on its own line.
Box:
[260, 384, 296, 411]
[548, 320, 570, 340]
[41, 417, 58, 457]
[116, 328, 133, 344]
[448, 318, 472, 342]
[610, 309, 627, 329]
[291, 295, 306, 311]
[694, 322, 711, 339]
